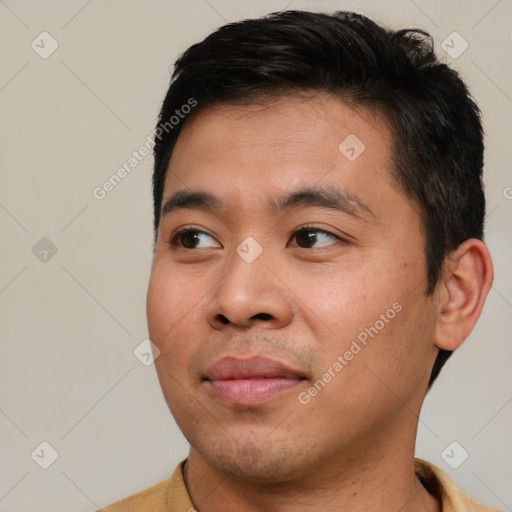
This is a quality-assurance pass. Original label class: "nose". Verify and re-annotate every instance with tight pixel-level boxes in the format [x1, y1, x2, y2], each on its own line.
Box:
[205, 250, 293, 330]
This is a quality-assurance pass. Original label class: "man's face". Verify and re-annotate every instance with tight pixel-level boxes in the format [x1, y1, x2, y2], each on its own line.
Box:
[147, 94, 439, 482]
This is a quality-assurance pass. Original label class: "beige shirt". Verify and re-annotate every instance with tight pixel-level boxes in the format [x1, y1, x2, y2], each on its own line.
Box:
[97, 458, 500, 511]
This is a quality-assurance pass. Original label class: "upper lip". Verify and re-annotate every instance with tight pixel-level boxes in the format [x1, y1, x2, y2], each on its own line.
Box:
[203, 356, 307, 381]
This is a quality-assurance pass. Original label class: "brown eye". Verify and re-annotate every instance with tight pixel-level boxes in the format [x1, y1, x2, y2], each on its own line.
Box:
[180, 231, 201, 249]
[292, 228, 339, 248]
[173, 229, 220, 249]
[295, 229, 317, 248]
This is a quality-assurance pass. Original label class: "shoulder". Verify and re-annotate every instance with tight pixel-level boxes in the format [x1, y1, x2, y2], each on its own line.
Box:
[97, 461, 193, 512]
[97, 478, 172, 511]
[414, 458, 501, 512]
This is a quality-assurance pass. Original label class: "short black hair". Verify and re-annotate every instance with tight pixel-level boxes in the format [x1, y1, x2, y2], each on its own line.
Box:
[152, 10, 485, 388]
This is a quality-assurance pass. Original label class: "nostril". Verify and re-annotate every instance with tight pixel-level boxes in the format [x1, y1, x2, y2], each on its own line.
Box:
[215, 312, 272, 325]
[218, 314, 230, 324]
[253, 313, 272, 321]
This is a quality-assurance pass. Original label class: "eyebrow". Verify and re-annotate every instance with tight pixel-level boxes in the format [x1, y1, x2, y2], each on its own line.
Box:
[268, 186, 375, 221]
[161, 186, 376, 221]
[161, 190, 221, 216]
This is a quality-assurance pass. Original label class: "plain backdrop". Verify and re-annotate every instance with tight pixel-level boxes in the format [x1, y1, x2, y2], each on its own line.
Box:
[1, 1, 511, 510]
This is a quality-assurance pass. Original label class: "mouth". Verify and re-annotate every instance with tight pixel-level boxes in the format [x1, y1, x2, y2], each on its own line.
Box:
[203, 356, 308, 406]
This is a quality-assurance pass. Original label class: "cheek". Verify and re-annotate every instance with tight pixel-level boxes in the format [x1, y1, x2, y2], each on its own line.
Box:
[146, 262, 206, 352]
[352, 288, 435, 396]
[146, 273, 174, 344]
[297, 269, 382, 339]
[147, 265, 204, 406]
[301, 253, 429, 367]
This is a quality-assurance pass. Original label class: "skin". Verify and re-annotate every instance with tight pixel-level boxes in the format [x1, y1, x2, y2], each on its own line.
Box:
[146, 93, 493, 511]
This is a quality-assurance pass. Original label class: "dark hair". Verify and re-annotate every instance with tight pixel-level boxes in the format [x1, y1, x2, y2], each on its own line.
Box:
[152, 10, 485, 389]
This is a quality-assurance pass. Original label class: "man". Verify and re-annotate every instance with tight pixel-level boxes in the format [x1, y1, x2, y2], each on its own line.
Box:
[100, 10, 496, 512]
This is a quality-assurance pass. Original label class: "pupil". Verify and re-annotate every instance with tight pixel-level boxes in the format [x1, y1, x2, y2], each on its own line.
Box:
[297, 229, 316, 248]
[182, 232, 199, 248]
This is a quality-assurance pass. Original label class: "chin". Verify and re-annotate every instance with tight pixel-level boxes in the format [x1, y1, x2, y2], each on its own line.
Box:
[194, 435, 312, 484]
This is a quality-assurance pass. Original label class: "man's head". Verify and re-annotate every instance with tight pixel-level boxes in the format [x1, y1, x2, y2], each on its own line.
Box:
[150, 10, 487, 387]
[146, 10, 492, 483]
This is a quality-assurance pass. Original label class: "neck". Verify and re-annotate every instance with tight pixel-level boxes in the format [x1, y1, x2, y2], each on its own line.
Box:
[183, 434, 440, 512]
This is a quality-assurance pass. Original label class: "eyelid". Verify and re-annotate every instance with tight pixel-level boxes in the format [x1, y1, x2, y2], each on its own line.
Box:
[170, 226, 221, 248]
[291, 224, 343, 241]
[284, 225, 344, 251]
[298, 223, 357, 244]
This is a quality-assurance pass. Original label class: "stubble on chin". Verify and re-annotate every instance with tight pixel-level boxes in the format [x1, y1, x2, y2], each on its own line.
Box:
[190, 429, 313, 485]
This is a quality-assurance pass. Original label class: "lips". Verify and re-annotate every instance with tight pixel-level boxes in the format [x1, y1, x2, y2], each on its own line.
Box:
[203, 356, 307, 406]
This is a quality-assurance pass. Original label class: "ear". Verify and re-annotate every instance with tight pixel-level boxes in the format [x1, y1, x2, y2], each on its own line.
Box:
[433, 239, 493, 351]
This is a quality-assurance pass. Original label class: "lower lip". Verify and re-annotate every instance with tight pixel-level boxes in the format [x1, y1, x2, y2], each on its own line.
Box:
[207, 378, 303, 406]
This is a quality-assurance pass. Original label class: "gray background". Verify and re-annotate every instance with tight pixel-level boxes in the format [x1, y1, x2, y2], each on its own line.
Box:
[1, 0, 510, 510]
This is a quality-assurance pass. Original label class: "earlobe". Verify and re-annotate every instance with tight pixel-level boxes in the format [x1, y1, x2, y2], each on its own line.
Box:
[433, 239, 493, 351]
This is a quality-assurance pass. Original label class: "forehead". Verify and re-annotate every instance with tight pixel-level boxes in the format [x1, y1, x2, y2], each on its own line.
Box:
[163, 93, 402, 217]
[173, 93, 391, 160]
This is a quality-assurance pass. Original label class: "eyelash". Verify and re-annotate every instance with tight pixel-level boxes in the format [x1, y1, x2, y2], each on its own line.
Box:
[169, 225, 342, 249]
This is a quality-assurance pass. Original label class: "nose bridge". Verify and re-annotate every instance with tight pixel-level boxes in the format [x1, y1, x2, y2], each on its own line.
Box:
[205, 242, 293, 329]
